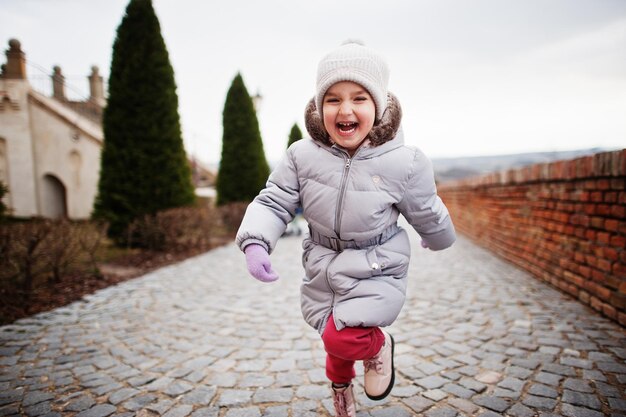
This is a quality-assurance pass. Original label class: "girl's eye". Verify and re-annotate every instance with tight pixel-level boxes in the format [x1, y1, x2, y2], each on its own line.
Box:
[325, 98, 339, 103]
[355, 96, 368, 102]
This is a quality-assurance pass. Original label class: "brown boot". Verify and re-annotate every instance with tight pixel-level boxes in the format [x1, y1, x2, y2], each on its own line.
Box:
[331, 383, 356, 417]
[363, 330, 395, 400]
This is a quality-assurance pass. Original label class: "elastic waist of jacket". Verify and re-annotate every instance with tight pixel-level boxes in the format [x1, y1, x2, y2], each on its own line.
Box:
[308, 223, 400, 252]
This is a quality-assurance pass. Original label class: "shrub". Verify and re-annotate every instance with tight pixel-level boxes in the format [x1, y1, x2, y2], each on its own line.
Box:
[126, 206, 219, 252]
[1, 220, 54, 298]
[0, 220, 108, 299]
[217, 202, 249, 233]
[41, 220, 82, 283]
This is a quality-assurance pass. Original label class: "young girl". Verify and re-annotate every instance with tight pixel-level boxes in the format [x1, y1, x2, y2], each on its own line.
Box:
[236, 41, 456, 417]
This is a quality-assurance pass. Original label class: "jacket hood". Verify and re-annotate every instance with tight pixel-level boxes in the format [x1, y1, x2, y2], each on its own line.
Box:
[304, 92, 403, 149]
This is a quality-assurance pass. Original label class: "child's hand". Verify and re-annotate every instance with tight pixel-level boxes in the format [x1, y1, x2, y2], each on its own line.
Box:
[420, 240, 429, 250]
[244, 244, 279, 283]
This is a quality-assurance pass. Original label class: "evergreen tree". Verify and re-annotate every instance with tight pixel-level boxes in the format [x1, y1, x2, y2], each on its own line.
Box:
[216, 73, 270, 205]
[93, 0, 195, 240]
[287, 123, 303, 148]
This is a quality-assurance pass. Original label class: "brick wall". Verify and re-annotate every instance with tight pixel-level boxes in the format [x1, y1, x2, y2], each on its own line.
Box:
[438, 149, 626, 326]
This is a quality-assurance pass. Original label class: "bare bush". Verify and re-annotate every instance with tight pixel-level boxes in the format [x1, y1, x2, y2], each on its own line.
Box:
[76, 220, 108, 278]
[0, 219, 112, 299]
[1, 220, 54, 298]
[127, 206, 220, 252]
[218, 202, 249, 233]
[42, 220, 82, 283]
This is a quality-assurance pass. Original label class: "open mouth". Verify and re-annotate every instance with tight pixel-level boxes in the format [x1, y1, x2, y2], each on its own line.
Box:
[337, 121, 358, 135]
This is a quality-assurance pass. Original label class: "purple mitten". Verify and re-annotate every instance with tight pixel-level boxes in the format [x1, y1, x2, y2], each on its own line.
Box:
[244, 244, 279, 283]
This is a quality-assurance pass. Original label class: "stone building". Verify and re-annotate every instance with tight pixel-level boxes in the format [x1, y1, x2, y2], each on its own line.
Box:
[0, 39, 105, 219]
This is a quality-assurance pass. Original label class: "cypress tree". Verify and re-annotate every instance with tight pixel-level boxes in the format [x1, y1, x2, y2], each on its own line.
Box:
[216, 73, 270, 205]
[287, 123, 303, 148]
[93, 0, 195, 240]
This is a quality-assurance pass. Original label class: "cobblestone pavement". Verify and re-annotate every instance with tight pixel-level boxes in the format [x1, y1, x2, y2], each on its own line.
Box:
[1, 227, 625, 417]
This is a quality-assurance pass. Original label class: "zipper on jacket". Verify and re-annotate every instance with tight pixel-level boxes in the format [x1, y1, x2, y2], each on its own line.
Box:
[325, 252, 341, 310]
[334, 157, 352, 238]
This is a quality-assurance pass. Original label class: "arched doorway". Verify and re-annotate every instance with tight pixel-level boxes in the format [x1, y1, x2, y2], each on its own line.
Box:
[41, 174, 67, 219]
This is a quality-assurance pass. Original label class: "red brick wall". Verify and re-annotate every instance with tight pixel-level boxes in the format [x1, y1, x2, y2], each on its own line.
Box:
[438, 150, 626, 326]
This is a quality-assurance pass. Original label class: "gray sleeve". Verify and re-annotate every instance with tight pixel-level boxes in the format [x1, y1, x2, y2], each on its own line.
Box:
[235, 148, 300, 254]
[396, 149, 456, 251]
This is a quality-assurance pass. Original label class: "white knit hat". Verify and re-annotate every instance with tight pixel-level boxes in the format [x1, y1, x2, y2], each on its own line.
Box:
[316, 40, 390, 121]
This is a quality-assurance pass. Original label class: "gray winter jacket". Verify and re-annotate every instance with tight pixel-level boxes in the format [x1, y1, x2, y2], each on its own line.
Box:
[236, 94, 456, 334]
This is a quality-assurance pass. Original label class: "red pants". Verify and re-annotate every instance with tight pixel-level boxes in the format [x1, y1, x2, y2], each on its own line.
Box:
[321, 314, 385, 384]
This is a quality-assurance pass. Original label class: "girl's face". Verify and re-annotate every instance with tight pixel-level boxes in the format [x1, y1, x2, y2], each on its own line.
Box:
[322, 81, 376, 156]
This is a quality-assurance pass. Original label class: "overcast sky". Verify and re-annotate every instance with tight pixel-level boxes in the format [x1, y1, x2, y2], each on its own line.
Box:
[2, 0, 625, 164]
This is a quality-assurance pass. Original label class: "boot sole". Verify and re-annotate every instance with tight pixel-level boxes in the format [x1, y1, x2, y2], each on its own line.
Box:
[365, 334, 395, 401]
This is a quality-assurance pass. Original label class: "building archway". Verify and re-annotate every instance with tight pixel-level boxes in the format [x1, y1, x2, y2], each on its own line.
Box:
[41, 174, 67, 219]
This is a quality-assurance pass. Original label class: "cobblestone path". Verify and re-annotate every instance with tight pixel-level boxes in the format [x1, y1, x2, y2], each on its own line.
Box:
[1, 228, 625, 417]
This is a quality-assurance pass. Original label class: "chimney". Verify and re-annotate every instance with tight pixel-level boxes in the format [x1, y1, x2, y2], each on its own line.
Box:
[3, 39, 26, 79]
[51, 66, 66, 100]
[88, 66, 105, 106]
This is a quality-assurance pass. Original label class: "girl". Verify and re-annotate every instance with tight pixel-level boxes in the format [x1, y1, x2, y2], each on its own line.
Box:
[236, 41, 456, 417]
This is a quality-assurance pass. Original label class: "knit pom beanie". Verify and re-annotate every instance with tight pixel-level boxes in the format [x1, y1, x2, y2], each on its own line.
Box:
[316, 40, 390, 121]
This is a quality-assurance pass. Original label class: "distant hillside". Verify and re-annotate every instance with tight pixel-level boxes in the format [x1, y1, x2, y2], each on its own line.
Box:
[202, 147, 620, 184]
[433, 148, 617, 183]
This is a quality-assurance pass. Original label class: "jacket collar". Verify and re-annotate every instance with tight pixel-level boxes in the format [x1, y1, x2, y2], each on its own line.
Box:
[304, 92, 403, 156]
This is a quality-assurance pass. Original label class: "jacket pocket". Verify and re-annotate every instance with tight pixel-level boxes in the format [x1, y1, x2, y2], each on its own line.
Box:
[329, 248, 377, 280]
[302, 238, 336, 282]
[373, 229, 411, 279]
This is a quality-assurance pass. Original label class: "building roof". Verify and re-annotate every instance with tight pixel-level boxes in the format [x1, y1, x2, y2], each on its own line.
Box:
[27, 88, 103, 144]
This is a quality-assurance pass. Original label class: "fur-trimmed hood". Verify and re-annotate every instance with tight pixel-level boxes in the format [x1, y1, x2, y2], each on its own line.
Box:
[304, 93, 403, 149]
